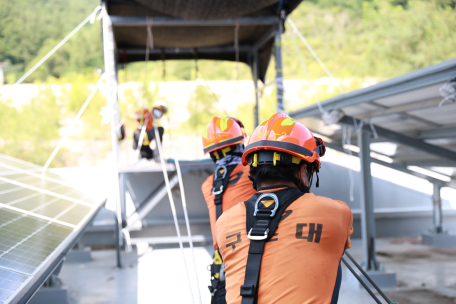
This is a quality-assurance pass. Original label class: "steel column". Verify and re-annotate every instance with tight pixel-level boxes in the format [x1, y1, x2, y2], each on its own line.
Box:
[102, 1, 123, 268]
[252, 51, 260, 127]
[358, 130, 379, 271]
[432, 183, 443, 233]
[274, 22, 284, 113]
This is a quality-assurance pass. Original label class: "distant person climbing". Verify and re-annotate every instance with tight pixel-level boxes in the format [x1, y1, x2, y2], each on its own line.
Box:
[201, 117, 257, 304]
[214, 113, 353, 304]
[132, 105, 167, 161]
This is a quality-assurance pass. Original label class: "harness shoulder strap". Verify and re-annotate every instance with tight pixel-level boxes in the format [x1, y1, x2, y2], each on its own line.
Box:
[240, 188, 304, 304]
[212, 164, 237, 220]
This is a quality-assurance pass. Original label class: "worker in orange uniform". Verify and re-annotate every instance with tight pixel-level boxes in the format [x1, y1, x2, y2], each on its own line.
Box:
[201, 117, 257, 304]
[215, 113, 353, 304]
[132, 106, 167, 160]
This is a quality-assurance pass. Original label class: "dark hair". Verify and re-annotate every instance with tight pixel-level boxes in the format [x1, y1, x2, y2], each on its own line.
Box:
[249, 162, 316, 188]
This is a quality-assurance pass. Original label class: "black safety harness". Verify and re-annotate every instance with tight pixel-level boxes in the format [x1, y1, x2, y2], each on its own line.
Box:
[240, 187, 304, 304]
[209, 164, 237, 302]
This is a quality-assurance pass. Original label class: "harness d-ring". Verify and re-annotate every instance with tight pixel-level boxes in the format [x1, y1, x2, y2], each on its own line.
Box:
[253, 193, 279, 217]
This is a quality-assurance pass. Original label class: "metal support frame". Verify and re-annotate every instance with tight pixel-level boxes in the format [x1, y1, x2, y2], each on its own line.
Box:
[123, 45, 251, 55]
[323, 141, 448, 186]
[102, 1, 123, 268]
[111, 15, 279, 27]
[274, 22, 284, 113]
[358, 130, 379, 271]
[339, 115, 456, 165]
[252, 50, 260, 128]
[125, 174, 180, 231]
[432, 183, 443, 233]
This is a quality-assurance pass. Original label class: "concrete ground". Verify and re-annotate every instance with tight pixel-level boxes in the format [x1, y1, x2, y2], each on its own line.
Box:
[58, 238, 456, 304]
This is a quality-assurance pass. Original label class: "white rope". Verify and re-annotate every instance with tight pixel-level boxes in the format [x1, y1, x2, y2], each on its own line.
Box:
[175, 159, 202, 304]
[42, 73, 106, 172]
[289, 30, 325, 114]
[342, 126, 355, 202]
[135, 118, 149, 160]
[145, 16, 154, 62]
[287, 18, 345, 94]
[153, 123, 196, 304]
[12, 6, 102, 88]
[199, 72, 229, 116]
[234, 18, 240, 85]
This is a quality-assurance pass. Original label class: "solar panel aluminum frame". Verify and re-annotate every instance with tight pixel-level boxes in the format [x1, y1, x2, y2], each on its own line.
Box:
[4, 200, 105, 304]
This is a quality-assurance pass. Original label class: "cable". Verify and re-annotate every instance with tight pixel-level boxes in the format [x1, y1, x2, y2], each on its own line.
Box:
[134, 118, 149, 160]
[288, 30, 325, 114]
[13, 6, 102, 89]
[153, 123, 196, 304]
[344, 251, 392, 304]
[198, 71, 229, 116]
[286, 18, 344, 94]
[175, 159, 202, 304]
[341, 257, 383, 304]
[42, 73, 106, 172]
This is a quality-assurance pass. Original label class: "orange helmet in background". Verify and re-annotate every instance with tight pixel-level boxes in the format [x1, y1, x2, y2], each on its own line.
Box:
[133, 108, 154, 130]
[202, 117, 247, 155]
[242, 113, 325, 169]
[152, 105, 167, 119]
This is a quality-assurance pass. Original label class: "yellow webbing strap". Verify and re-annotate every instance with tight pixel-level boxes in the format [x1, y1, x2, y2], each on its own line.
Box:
[143, 131, 150, 145]
[213, 249, 223, 279]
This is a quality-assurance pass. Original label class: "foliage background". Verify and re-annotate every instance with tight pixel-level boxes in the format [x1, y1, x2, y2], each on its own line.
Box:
[0, 0, 455, 165]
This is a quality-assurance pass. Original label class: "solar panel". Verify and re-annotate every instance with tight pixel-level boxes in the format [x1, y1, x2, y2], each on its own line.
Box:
[0, 154, 106, 304]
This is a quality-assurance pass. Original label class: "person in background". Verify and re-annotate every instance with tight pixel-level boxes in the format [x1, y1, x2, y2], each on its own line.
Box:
[132, 105, 167, 161]
[201, 117, 257, 304]
[215, 113, 353, 304]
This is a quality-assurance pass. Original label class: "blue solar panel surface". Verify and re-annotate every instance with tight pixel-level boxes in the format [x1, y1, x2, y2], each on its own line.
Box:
[0, 154, 104, 304]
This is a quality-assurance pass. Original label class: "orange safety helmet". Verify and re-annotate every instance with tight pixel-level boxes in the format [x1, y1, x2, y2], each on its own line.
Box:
[152, 105, 167, 119]
[242, 113, 325, 169]
[133, 108, 154, 130]
[202, 117, 247, 155]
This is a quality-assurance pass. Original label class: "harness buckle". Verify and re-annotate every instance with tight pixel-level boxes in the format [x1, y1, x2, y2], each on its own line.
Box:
[214, 165, 227, 180]
[247, 228, 269, 240]
[253, 193, 279, 217]
[212, 185, 224, 195]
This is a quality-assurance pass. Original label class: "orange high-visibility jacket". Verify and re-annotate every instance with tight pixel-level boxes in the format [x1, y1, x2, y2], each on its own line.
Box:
[215, 189, 353, 304]
[202, 164, 257, 249]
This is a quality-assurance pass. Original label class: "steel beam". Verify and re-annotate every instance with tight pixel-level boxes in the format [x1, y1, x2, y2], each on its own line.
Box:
[339, 116, 456, 163]
[358, 131, 379, 271]
[252, 51, 260, 127]
[357, 98, 443, 120]
[126, 174, 179, 231]
[274, 22, 284, 113]
[432, 183, 443, 233]
[111, 15, 280, 27]
[323, 142, 448, 186]
[415, 125, 456, 139]
[288, 58, 456, 118]
[252, 26, 275, 52]
[102, 1, 123, 267]
[122, 45, 251, 55]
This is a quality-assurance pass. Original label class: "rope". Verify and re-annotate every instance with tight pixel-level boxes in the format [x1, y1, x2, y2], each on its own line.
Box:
[153, 123, 196, 304]
[42, 73, 106, 172]
[288, 30, 325, 114]
[234, 18, 240, 85]
[198, 71, 229, 116]
[145, 17, 154, 61]
[286, 18, 344, 94]
[135, 118, 149, 160]
[12, 6, 102, 89]
[287, 18, 380, 139]
[175, 159, 202, 304]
